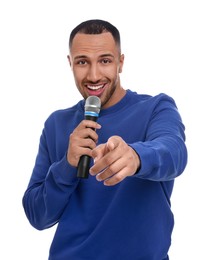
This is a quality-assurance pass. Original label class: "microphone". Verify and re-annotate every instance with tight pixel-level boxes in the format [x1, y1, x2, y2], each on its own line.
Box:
[77, 96, 101, 178]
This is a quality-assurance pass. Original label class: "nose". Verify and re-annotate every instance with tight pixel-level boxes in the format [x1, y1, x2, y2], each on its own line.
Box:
[87, 63, 101, 82]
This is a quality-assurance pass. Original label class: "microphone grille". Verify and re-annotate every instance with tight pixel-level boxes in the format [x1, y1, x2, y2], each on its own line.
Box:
[85, 96, 101, 114]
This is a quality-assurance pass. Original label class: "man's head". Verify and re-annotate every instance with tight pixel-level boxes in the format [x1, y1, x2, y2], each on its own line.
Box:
[69, 19, 121, 54]
[67, 19, 125, 109]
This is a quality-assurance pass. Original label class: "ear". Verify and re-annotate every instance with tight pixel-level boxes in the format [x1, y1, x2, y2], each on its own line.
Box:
[67, 55, 72, 67]
[119, 54, 124, 73]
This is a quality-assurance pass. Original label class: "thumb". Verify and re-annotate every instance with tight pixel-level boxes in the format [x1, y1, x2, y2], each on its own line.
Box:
[91, 144, 106, 162]
[107, 136, 120, 151]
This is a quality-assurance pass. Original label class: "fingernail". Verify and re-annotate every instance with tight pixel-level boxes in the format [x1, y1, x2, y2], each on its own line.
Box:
[96, 174, 101, 181]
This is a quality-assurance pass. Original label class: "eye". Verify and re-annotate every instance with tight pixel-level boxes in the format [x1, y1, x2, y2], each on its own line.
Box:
[77, 60, 87, 65]
[100, 58, 111, 64]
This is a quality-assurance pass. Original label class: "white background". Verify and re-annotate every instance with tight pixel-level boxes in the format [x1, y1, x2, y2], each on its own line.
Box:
[1, 0, 211, 259]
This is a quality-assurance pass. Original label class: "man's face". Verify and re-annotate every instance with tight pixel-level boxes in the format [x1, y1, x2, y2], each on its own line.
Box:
[68, 32, 124, 109]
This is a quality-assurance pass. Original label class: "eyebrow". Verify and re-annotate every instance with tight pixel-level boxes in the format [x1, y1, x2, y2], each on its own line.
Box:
[74, 53, 115, 60]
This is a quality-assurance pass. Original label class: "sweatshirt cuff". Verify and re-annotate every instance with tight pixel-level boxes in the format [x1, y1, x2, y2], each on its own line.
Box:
[49, 154, 79, 185]
[129, 142, 157, 178]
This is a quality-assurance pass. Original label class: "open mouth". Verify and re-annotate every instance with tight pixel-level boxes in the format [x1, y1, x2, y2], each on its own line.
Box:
[86, 84, 106, 96]
[87, 84, 104, 91]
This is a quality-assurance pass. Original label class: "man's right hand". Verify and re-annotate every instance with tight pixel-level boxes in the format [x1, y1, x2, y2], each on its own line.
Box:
[67, 120, 101, 167]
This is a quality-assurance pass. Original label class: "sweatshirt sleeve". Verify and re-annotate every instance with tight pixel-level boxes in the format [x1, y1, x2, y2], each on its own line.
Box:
[22, 120, 80, 230]
[130, 95, 187, 181]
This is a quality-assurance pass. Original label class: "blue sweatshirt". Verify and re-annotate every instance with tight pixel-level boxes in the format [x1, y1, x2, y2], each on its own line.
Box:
[22, 90, 187, 260]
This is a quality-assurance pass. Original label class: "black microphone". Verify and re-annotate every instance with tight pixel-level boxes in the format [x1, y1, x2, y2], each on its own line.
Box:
[77, 96, 101, 178]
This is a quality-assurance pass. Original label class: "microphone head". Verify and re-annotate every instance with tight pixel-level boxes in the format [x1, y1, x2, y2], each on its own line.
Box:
[85, 96, 101, 115]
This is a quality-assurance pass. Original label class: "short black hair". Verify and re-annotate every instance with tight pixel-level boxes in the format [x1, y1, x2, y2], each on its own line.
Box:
[69, 19, 121, 52]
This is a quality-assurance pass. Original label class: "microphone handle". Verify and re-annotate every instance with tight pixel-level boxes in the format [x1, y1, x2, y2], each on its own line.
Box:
[77, 114, 98, 179]
[77, 155, 91, 178]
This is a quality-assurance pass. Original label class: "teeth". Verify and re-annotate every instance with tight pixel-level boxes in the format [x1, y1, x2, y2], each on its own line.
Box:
[87, 85, 104, 90]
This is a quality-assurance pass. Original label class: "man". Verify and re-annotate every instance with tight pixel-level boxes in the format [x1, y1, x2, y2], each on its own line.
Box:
[22, 19, 187, 259]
